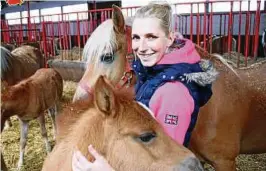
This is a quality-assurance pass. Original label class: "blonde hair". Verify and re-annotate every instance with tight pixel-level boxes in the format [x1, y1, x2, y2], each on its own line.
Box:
[134, 1, 173, 35]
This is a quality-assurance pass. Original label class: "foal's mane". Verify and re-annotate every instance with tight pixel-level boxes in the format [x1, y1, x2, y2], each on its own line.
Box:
[82, 19, 117, 68]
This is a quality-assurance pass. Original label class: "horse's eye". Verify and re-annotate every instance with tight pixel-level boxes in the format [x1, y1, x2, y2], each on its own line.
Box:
[101, 53, 114, 64]
[138, 132, 156, 144]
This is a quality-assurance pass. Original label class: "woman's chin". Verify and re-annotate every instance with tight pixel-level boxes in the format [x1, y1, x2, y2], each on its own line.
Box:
[141, 61, 156, 67]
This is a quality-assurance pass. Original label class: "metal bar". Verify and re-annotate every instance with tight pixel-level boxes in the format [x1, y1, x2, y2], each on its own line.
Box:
[1, 28, 40, 32]
[244, 0, 251, 66]
[190, 3, 193, 41]
[182, 15, 184, 35]
[41, 18, 48, 67]
[227, 1, 233, 58]
[203, 2, 207, 50]
[219, 14, 222, 36]
[27, 1, 32, 42]
[77, 13, 81, 60]
[197, 3, 200, 45]
[253, 0, 261, 59]
[237, 1, 242, 68]
[89, 12, 93, 34]
[209, 2, 213, 53]
[185, 16, 188, 36]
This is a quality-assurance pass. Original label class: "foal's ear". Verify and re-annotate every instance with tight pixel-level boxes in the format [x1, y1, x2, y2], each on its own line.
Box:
[94, 76, 116, 117]
[112, 5, 125, 34]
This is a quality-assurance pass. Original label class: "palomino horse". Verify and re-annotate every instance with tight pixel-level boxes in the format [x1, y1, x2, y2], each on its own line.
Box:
[72, 5, 134, 102]
[1, 68, 63, 169]
[43, 76, 203, 171]
[189, 46, 266, 171]
[200, 35, 236, 54]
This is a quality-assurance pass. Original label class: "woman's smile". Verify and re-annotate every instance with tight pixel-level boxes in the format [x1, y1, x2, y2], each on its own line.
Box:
[138, 52, 156, 59]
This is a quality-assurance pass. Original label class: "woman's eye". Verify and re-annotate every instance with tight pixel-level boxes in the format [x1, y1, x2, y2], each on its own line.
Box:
[101, 53, 114, 63]
[138, 132, 156, 144]
[147, 35, 158, 40]
[132, 35, 140, 40]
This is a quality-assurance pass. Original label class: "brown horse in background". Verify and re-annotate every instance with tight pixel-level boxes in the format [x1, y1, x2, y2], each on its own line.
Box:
[1, 45, 45, 171]
[200, 35, 236, 54]
[1, 68, 63, 170]
[1, 45, 44, 86]
[1, 45, 45, 140]
[189, 46, 266, 171]
[43, 76, 203, 171]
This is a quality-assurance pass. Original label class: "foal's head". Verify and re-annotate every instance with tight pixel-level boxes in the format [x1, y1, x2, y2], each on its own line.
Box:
[56, 76, 203, 171]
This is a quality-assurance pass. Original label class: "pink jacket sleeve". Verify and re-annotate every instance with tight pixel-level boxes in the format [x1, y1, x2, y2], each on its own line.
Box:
[149, 82, 195, 145]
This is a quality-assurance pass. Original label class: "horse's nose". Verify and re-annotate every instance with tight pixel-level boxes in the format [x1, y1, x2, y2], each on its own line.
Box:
[173, 156, 204, 171]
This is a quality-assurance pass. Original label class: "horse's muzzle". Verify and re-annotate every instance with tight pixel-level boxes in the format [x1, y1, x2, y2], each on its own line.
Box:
[174, 156, 204, 171]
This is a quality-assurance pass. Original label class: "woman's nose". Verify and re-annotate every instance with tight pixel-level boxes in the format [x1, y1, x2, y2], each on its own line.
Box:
[139, 38, 148, 52]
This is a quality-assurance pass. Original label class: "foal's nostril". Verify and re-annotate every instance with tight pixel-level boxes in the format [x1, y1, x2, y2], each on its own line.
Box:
[174, 156, 204, 171]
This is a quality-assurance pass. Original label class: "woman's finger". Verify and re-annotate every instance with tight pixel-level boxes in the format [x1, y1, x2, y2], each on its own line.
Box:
[75, 150, 92, 166]
[88, 145, 104, 160]
[72, 152, 82, 171]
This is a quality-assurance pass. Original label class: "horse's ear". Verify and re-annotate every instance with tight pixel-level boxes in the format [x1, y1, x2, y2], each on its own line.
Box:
[94, 76, 116, 117]
[112, 5, 125, 34]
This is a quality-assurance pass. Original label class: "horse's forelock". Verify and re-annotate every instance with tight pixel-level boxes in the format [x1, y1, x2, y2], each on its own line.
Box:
[83, 19, 117, 69]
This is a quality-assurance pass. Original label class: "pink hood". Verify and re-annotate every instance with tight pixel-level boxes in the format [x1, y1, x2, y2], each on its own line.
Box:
[157, 39, 201, 65]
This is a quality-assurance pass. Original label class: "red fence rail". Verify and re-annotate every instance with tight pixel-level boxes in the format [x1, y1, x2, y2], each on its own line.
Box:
[1, 0, 265, 67]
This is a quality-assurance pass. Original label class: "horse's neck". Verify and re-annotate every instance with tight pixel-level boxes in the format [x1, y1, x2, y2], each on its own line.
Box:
[3, 85, 29, 117]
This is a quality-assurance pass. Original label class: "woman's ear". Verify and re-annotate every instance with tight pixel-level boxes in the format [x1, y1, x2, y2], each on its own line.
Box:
[167, 31, 175, 47]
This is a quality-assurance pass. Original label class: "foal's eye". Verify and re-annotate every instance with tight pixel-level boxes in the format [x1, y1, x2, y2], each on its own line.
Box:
[101, 53, 114, 64]
[138, 132, 156, 144]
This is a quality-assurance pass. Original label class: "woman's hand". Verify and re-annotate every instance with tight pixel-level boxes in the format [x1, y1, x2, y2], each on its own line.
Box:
[72, 145, 115, 171]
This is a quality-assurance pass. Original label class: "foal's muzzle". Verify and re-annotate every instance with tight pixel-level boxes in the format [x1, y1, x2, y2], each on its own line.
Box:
[173, 156, 204, 171]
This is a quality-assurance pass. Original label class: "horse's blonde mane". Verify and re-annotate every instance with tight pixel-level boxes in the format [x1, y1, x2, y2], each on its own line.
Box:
[82, 19, 117, 69]
[211, 53, 239, 77]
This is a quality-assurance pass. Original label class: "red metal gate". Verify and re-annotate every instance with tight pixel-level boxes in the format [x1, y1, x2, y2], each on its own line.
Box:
[1, 0, 265, 67]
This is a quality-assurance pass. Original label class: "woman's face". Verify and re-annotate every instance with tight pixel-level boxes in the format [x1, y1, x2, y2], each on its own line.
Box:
[132, 17, 173, 67]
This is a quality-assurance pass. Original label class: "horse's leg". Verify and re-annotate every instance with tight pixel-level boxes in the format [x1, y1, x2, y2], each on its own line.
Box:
[4, 118, 12, 129]
[213, 159, 237, 171]
[37, 114, 52, 153]
[18, 119, 29, 169]
[48, 104, 57, 141]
